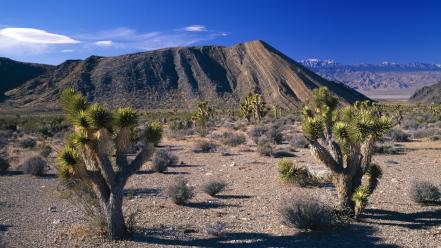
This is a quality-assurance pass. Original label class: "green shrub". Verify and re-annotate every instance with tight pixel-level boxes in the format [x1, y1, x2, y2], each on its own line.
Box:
[145, 121, 163, 146]
[278, 159, 318, 187]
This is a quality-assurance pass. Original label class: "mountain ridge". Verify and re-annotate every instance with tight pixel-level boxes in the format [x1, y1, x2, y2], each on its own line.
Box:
[1, 40, 368, 109]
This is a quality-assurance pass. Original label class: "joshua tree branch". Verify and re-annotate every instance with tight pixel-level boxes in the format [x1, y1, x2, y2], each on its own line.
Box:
[122, 142, 154, 180]
[309, 139, 343, 174]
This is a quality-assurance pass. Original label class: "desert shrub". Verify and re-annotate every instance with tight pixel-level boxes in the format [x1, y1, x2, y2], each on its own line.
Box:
[410, 181, 441, 204]
[151, 149, 178, 173]
[39, 145, 52, 158]
[387, 128, 410, 142]
[272, 149, 296, 158]
[257, 137, 273, 156]
[166, 178, 194, 205]
[401, 118, 420, 130]
[268, 126, 283, 144]
[203, 180, 227, 196]
[168, 120, 193, 139]
[57, 178, 106, 231]
[221, 132, 246, 147]
[192, 140, 217, 153]
[430, 135, 441, 141]
[20, 155, 47, 176]
[248, 125, 268, 144]
[289, 134, 309, 149]
[18, 138, 37, 148]
[0, 157, 10, 175]
[280, 197, 335, 231]
[374, 143, 400, 155]
[145, 121, 163, 146]
[413, 128, 441, 139]
[278, 159, 318, 187]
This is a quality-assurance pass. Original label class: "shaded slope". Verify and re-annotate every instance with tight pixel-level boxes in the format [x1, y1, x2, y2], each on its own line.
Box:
[4, 40, 368, 109]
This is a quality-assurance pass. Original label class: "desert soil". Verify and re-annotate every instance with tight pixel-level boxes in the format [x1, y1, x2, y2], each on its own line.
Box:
[1, 132, 441, 248]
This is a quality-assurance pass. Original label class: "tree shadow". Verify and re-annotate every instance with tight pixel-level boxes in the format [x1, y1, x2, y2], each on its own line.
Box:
[184, 202, 239, 209]
[361, 208, 441, 230]
[2, 170, 23, 176]
[215, 195, 253, 200]
[0, 224, 12, 233]
[169, 164, 203, 168]
[135, 170, 155, 175]
[124, 188, 162, 198]
[163, 171, 190, 175]
[131, 223, 398, 248]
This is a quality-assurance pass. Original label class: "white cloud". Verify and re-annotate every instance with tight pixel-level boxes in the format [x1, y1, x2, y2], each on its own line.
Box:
[94, 40, 113, 46]
[0, 28, 79, 44]
[183, 25, 207, 32]
[61, 49, 74, 53]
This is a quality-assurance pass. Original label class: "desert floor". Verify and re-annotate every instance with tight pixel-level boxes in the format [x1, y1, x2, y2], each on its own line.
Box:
[1, 130, 441, 248]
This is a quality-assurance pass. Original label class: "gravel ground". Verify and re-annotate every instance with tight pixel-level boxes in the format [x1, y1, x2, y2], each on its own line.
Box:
[1, 134, 440, 248]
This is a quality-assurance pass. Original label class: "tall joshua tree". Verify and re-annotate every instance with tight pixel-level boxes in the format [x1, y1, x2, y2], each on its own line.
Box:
[240, 93, 266, 123]
[191, 100, 213, 135]
[57, 88, 154, 240]
[302, 87, 391, 214]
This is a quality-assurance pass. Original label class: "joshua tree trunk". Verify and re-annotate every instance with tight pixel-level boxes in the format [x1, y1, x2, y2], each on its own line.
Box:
[333, 173, 355, 212]
[106, 189, 126, 240]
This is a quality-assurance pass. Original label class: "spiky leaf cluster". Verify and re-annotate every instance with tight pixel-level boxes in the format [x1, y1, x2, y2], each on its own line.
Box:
[191, 101, 213, 127]
[240, 92, 266, 123]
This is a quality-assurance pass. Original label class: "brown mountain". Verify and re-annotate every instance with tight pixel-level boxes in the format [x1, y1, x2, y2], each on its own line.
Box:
[3, 40, 367, 109]
[0, 57, 54, 100]
[410, 81, 441, 104]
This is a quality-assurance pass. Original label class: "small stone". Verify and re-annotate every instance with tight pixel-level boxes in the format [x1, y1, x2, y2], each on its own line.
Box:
[52, 219, 62, 224]
[229, 162, 236, 167]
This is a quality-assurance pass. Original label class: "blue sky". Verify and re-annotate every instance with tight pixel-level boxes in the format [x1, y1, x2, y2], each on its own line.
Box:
[1, 0, 440, 65]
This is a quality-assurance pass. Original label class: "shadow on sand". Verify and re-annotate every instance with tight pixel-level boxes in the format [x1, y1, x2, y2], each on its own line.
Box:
[131, 223, 399, 248]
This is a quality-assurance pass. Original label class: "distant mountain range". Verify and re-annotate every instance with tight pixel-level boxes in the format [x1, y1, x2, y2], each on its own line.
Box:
[300, 59, 441, 99]
[0, 40, 367, 110]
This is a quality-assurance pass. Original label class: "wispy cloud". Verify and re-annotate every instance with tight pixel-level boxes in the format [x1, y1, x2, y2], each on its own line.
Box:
[0, 25, 228, 61]
[0, 28, 79, 44]
[183, 25, 207, 32]
[0, 27, 79, 55]
[94, 40, 113, 46]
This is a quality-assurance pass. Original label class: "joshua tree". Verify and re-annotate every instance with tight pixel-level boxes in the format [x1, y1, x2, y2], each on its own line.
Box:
[240, 93, 266, 123]
[57, 88, 154, 240]
[191, 100, 213, 135]
[302, 87, 391, 215]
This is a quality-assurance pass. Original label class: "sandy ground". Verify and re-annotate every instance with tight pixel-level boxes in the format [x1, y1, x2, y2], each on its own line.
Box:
[1, 133, 441, 248]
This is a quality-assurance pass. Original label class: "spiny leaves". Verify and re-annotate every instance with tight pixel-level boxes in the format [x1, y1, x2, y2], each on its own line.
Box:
[302, 116, 323, 140]
[85, 103, 114, 130]
[114, 107, 138, 129]
[60, 87, 89, 123]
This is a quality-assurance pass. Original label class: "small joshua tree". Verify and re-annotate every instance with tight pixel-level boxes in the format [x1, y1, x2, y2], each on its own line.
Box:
[191, 100, 213, 135]
[57, 88, 154, 240]
[302, 87, 391, 215]
[240, 93, 266, 123]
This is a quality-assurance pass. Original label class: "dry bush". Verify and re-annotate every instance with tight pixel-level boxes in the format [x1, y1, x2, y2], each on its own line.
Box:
[20, 155, 47, 176]
[192, 140, 217, 153]
[166, 178, 195, 205]
[280, 196, 335, 231]
[151, 149, 178, 173]
[410, 181, 441, 204]
[203, 180, 227, 196]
